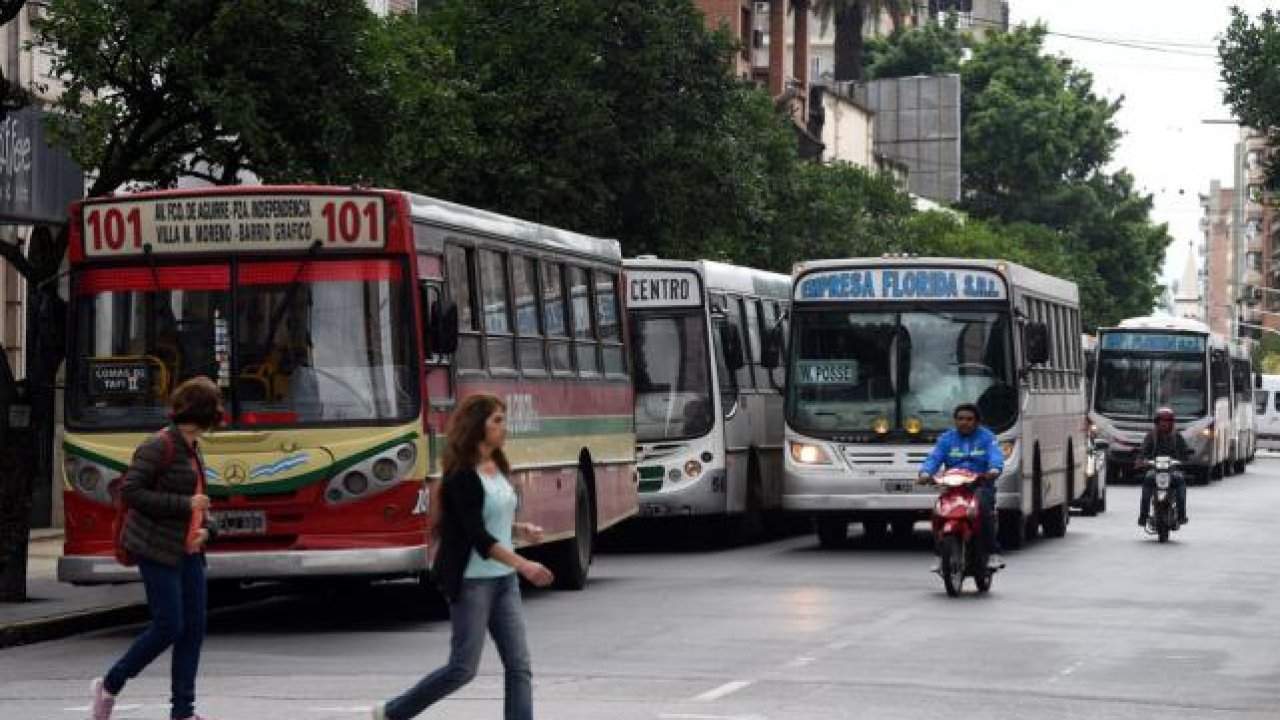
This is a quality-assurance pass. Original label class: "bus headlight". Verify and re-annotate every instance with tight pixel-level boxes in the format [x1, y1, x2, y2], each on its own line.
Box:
[1000, 441, 1016, 461]
[396, 443, 417, 466]
[343, 471, 370, 496]
[790, 442, 832, 465]
[905, 417, 923, 435]
[76, 465, 103, 494]
[684, 460, 703, 478]
[873, 417, 890, 435]
[373, 458, 398, 482]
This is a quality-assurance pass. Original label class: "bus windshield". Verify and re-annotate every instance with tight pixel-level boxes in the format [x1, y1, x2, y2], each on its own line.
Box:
[787, 308, 1016, 435]
[1094, 355, 1206, 419]
[629, 310, 714, 442]
[68, 259, 417, 429]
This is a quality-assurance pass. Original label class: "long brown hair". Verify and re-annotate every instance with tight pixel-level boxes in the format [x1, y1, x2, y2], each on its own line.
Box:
[442, 393, 511, 477]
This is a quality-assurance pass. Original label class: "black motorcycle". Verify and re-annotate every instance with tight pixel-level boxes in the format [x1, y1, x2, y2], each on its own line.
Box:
[1145, 455, 1182, 543]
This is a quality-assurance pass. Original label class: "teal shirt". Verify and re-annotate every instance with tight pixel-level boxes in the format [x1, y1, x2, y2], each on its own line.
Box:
[464, 471, 518, 578]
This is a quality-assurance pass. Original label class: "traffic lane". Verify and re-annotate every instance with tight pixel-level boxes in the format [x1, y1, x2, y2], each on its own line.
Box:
[0, 460, 1277, 719]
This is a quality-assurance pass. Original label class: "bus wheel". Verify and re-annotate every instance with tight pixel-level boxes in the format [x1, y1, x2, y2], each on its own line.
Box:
[1041, 501, 1068, 538]
[862, 519, 888, 544]
[816, 518, 848, 548]
[549, 471, 594, 590]
[999, 510, 1026, 550]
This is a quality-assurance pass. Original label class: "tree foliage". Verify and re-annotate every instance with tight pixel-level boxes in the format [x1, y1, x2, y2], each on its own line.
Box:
[1219, 6, 1280, 188]
[39, 0, 381, 196]
[863, 14, 965, 81]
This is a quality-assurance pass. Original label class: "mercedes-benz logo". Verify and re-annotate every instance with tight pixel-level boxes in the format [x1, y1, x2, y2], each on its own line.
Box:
[223, 460, 248, 486]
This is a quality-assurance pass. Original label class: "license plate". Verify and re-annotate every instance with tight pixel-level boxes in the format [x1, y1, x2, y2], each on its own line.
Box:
[639, 503, 669, 517]
[212, 510, 267, 536]
[883, 479, 915, 493]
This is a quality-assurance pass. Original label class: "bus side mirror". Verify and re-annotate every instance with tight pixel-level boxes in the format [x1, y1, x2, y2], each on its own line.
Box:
[1024, 323, 1050, 365]
[761, 325, 784, 370]
[719, 323, 745, 372]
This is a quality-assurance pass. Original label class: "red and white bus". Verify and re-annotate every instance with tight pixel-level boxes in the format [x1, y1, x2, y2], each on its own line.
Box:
[59, 186, 637, 589]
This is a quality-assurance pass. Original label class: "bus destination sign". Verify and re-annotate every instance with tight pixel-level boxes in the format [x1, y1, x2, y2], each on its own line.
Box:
[1099, 332, 1206, 354]
[626, 269, 703, 308]
[80, 193, 387, 258]
[796, 268, 1007, 302]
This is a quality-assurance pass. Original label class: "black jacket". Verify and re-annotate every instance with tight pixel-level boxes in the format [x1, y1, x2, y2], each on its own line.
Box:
[430, 467, 503, 602]
[1140, 430, 1191, 461]
[121, 426, 218, 568]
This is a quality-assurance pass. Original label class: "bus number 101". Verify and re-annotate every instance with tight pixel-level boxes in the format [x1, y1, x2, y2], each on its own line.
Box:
[321, 201, 380, 244]
[85, 207, 143, 251]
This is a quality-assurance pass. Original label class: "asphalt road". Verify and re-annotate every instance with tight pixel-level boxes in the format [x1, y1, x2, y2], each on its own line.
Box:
[3, 457, 1279, 720]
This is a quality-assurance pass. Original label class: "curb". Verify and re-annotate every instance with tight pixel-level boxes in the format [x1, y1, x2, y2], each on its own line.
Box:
[0, 602, 152, 650]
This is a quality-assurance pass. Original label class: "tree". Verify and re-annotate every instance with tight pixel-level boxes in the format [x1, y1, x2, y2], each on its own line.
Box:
[813, 0, 910, 82]
[959, 25, 1121, 221]
[863, 13, 965, 80]
[419, 0, 798, 262]
[1219, 6, 1280, 187]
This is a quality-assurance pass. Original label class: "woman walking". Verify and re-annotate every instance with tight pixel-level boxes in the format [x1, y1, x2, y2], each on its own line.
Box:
[91, 377, 223, 720]
[375, 393, 554, 720]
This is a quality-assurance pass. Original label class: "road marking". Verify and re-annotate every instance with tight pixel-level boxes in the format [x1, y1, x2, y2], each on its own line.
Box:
[825, 640, 852, 650]
[307, 708, 371, 714]
[65, 704, 147, 713]
[693, 680, 754, 702]
[1048, 660, 1085, 683]
[784, 656, 816, 669]
[659, 714, 767, 720]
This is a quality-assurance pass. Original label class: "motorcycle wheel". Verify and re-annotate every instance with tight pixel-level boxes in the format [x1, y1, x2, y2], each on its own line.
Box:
[974, 568, 992, 593]
[940, 535, 964, 597]
[1157, 512, 1170, 543]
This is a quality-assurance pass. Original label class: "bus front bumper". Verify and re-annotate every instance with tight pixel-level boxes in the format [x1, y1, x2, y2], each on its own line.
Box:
[637, 471, 727, 518]
[58, 545, 430, 585]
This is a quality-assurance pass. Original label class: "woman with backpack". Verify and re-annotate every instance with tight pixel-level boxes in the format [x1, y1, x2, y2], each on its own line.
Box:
[91, 376, 223, 720]
[373, 393, 554, 720]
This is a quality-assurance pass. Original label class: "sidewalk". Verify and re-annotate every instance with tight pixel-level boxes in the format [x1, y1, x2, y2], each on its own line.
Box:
[0, 530, 148, 649]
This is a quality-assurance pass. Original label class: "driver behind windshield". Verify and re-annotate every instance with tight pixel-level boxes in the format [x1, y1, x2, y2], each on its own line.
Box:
[919, 403, 1005, 571]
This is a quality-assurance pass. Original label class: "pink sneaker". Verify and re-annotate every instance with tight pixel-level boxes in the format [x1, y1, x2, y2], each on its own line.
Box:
[90, 678, 116, 720]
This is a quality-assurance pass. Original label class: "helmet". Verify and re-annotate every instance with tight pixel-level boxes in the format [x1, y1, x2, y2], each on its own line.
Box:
[1154, 407, 1175, 423]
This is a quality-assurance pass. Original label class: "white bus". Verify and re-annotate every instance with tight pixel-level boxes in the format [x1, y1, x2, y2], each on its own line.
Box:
[1089, 317, 1235, 484]
[1229, 340, 1257, 468]
[1255, 374, 1280, 451]
[773, 258, 1086, 550]
[625, 258, 791, 538]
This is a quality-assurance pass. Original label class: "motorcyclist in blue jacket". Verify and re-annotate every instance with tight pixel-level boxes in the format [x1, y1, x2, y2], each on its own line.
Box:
[919, 403, 1006, 570]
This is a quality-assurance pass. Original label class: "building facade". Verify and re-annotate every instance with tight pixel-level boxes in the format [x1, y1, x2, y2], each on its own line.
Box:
[1201, 180, 1236, 338]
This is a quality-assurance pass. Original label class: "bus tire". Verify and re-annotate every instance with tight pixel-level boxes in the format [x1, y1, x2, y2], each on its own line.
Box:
[816, 518, 848, 548]
[1041, 501, 1068, 538]
[862, 519, 889, 544]
[999, 509, 1026, 550]
[548, 470, 594, 591]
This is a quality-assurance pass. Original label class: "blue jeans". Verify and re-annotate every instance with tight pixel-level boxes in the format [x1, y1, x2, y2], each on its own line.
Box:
[385, 573, 532, 720]
[104, 553, 207, 719]
[977, 481, 1000, 555]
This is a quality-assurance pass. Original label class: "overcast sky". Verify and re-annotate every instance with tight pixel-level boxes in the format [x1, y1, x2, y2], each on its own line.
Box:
[1007, 0, 1274, 289]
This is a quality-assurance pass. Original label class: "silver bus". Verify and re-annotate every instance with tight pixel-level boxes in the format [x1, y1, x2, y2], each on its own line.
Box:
[774, 257, 1087, 549]
[625, 258, 791, 538]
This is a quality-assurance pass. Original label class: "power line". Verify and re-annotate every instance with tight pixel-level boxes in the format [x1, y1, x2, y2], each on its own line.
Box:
[961, 16, 1219, 58]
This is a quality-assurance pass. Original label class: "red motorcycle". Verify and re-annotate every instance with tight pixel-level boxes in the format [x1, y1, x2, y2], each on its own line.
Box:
[925, 468, 996, 597]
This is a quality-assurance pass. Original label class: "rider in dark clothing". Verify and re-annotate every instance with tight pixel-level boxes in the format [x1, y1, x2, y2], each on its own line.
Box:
[1138, 407, 1190, 527]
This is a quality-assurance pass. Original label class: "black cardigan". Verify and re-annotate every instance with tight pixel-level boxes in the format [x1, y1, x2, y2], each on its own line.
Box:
[430, 467, 505, 602]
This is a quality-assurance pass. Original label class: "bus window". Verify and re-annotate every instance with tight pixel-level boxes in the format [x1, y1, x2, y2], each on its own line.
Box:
[744, 299, 763, 387]
[595, 272, 626, 376]
[445, 245, 481, 371]
[1256, 390, 1269, 415]
[513, 256, 544, 372]
[728, 296, 754, 390]
[568, 266, 599, 375]
[542, 260, 573, 374]
[479, 249, 515, 371]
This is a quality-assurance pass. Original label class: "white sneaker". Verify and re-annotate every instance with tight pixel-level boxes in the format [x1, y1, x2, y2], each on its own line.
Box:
[987, 554, 1006, 570]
